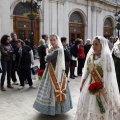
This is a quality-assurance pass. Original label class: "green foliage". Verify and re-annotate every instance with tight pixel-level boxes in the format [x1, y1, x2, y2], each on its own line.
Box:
[115, 25, 120, 30]
[24, 12, 39, 20]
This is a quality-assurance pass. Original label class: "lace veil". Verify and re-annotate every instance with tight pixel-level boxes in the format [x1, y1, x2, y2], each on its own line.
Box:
[82, 36, 120, 119]
[49, 34, 65, 82]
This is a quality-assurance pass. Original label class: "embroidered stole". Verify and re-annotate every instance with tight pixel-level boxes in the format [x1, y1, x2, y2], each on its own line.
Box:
[88, 54, 107, 108]
[48, 63, 67, 103]
[88, 54, 102, 83]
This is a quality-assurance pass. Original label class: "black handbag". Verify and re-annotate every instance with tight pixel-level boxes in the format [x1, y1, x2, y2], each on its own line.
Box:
[31, 66, 39, 75]
[70, 60, 77, 67]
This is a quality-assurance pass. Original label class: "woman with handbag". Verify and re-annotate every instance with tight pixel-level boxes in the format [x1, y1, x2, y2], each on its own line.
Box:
[15, 39, 36, 89]
[0, 34, 14, 91]
[33, 34, 72, 116]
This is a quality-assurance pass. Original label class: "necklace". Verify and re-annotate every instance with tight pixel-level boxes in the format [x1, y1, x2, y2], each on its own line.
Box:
[95, 53, 101, 56]
[94, 53, 101, 60]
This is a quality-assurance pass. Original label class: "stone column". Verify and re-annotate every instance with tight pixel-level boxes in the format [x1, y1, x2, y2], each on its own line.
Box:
[43, 0, 50, 35]
[1, 0, 11, 36]
[91, 6, 97, 38]
[91, 3, 102, 38]
[0, 16, 1, 38]
[96, 6, 103, 36]
[87, 1, 92, 40]
[51, 1, 57, 34]
[63, 1, 69, 41]
[57, 2, 64, 37]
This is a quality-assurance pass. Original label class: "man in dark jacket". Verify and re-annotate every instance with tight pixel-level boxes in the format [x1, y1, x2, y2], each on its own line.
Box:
[10, 32, 18, 85]
[61, 37, 71, 77]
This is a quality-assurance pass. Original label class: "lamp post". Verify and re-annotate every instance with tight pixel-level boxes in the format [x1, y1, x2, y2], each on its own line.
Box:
[22, 0, 42, 46]
[115, 11, 120, 38]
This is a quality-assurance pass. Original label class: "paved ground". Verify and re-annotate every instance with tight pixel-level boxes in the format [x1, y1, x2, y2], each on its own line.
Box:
[0, 60, 81, 120]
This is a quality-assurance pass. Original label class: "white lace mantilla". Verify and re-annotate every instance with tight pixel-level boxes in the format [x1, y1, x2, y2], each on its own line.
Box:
[75, 57, 120, 120]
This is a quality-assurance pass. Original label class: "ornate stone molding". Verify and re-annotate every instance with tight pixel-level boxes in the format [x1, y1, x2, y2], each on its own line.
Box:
[49, 0, 67, 4]
[91, 6, 102, 13]
[96, 7, 102, 13]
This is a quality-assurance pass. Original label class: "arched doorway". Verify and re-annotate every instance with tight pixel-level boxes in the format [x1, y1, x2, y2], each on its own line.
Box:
[69, 11, 84, 44]
[104, 18, 113, 39]
[13, 2, 39, 45]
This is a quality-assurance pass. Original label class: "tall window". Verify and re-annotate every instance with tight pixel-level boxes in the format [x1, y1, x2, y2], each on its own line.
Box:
[13, 2, 31, 16]
[104, 17, 113, 39]
[69, 11, 83, 23]
[104, 18, 113, 27]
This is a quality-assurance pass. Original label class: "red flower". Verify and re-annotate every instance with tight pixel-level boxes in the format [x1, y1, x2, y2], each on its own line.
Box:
[38, 69, 44, 77]
[88, 82, 103, 92]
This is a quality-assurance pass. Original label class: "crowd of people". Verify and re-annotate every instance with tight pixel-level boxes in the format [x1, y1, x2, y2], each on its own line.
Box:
[0, 33, 36, 91]
[0, 32, 120, 119]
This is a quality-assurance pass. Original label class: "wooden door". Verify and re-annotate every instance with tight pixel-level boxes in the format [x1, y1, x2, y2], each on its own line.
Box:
[13, 16, 39, 46]
[69, 23, 84, 44]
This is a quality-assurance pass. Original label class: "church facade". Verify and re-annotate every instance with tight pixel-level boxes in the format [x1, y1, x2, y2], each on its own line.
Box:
[0, 0, 120, 44]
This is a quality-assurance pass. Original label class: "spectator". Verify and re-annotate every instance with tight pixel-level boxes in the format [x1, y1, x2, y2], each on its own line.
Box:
[10, 32, 18, 85]
[84, 39, 92, 57]
[77, 39, 85, 76]
[37, 39, 46, 70]
[0, 34, 14, 91]
[24, 38, 30, 46]
[70, 38, 80, 79]
[15, 39, 36, 89]
[61, 37, 71, 77]
[42, 34, 49, 48]
[108, 36, 114, 50]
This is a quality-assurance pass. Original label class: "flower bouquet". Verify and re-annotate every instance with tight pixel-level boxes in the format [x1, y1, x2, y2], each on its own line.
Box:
[88, 82, 105, 114]
[38, 69, 44, 80]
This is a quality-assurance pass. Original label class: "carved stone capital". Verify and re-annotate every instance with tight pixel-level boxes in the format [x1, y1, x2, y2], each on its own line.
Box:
[91, 6, 102, 13]
[96, 7, 102, 13]
[91, 6, 96, 12]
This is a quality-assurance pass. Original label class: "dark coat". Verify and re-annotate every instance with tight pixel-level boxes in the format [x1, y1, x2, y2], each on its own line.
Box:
[10, 40, 17, 51]
[15, 45, 32, 64]
[63, 45, 71, 62]
[84, 44, 92, 56]
[70, 44, 78, 58]
[37, 45, 46, 69]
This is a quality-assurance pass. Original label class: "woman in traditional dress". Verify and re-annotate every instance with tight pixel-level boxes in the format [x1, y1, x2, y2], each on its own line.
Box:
[33, 34, 72, 116]
[75, 36, 120, 120]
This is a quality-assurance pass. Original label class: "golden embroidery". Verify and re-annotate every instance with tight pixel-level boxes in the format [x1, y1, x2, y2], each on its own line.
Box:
[48, 63, 67, 103]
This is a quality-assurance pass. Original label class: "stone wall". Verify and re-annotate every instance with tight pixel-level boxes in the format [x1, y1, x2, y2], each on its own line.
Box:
[0, 0, 119, 42]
